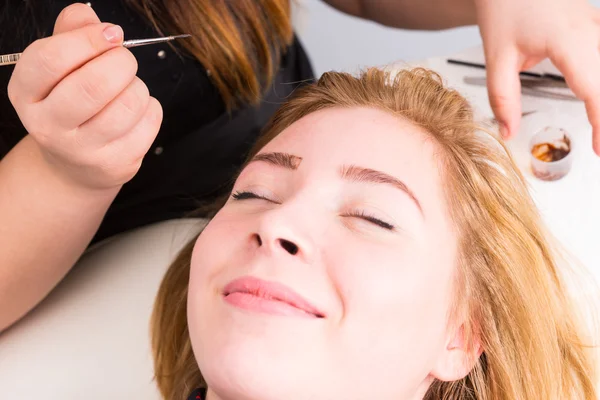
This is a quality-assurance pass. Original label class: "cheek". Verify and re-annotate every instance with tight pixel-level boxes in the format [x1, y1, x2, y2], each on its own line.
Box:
[189, 222, 224, 288]
[187, 215, 245, 324]
[189, 211, 247, 283]
[335, 240, 453, 314]
[331, 239, 455, 358]
[187, 226, 217, 338]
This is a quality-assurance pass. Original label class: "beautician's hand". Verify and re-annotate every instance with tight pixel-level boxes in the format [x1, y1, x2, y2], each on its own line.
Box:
[7, 3, 163, 190]
[476, 0, 600, 155]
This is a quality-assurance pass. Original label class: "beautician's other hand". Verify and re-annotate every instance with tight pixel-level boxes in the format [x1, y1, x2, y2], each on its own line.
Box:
[7, 3, 163, 190]
[476, 0, 600, 155]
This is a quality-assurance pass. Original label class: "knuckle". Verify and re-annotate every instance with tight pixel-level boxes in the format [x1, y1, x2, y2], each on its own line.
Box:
[134, 77, 150, 100]
[488, 93, 511, 111]
[35, 42, 64, 78]
[100, 154, 142, 184]
[117, 78, 149, 119]
[6, 79, 19, 106]
[146, 97, 163, 124]
[126, 49, 139, 73]
[74, 72, 108, 108]
[72, 128, 87, 152]
[120, 157, 144, 181]
[100, 47, 138, 85]
[124, 157, 144, 176]
[115, 47, 139, 76]
[83, 24, 108, 54]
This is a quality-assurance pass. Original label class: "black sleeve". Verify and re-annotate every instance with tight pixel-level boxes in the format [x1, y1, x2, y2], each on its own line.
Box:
[187, 387, 207, 400]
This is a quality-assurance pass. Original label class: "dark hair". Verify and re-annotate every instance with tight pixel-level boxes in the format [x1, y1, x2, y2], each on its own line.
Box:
[124, 0, 293, 108]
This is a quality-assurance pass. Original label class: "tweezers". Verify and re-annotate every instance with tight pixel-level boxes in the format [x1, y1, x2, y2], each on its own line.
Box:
[448, 59, 566, 82]
[0, 34, 191, 67]
[463, 76, 580, 102]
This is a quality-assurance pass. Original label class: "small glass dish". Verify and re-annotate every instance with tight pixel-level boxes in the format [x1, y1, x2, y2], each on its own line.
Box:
[529, 127, 573, 181]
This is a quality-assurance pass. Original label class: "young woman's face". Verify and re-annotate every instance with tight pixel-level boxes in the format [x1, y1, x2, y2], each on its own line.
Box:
[188, 107, 464, 400]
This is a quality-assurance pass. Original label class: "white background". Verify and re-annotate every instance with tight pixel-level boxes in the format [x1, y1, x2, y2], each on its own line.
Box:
[294, 0, 600, 76]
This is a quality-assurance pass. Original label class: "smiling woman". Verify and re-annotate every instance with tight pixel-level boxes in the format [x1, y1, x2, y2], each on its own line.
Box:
[150, 67, 598, 400]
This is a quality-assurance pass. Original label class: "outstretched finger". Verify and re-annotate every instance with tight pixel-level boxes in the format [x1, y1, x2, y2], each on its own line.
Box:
[485, 47, 523, 140]
[549, 39, 600, 155]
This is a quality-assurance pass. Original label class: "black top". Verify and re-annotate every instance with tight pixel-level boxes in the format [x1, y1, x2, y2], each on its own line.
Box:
[188, 388, 207, 400]
[0, 0, 314, 243]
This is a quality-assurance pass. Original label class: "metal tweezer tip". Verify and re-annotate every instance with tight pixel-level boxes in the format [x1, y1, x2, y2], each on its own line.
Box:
[122, 34, 192, 49]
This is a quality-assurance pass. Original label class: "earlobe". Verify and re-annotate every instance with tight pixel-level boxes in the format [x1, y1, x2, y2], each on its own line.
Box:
[431, 325, 483, 382]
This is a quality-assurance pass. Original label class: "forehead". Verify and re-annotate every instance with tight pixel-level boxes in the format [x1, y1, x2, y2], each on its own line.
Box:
[265, 107, 434, 169]
[261, 107, 448, 218]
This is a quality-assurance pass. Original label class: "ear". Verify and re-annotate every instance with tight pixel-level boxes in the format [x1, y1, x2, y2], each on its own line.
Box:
[430, 324, 483, 382]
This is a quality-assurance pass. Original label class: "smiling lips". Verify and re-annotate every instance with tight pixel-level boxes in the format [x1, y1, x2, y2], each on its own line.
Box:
[223, 276, 325, 318]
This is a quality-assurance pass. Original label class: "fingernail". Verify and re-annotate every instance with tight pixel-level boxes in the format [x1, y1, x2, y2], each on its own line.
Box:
[103, 25, 123, 43]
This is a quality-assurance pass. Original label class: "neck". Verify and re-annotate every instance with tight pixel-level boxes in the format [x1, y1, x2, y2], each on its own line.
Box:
[206, 388, 224, 400]
[206, 385, 430, 400]
[206, 387, 256, 400]
[206, 389, 218, 400]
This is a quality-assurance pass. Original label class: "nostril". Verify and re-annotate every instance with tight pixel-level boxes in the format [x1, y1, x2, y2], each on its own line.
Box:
[279, 239, 298, 255]
[253, 233, 263, 246]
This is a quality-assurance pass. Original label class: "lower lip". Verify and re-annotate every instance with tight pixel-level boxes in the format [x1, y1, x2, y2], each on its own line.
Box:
[224, 292, 316, 318]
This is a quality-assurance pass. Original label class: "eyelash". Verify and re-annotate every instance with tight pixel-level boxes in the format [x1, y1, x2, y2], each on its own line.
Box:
[342, 210, 395, 231]
[231, 191, 267, 201]
[231, 190, 395, 231]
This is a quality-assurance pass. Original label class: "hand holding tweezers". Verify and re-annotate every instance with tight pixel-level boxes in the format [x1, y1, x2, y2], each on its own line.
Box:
[0, 34, 191, 67]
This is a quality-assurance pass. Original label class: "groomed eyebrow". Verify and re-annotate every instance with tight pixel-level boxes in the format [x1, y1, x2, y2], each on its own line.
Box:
[250, 152, 303, 169]
[340, 165, 423, 215]
[248, 152, 422, 215]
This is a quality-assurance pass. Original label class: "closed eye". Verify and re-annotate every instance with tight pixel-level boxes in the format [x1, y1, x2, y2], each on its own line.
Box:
[232, 191, 395, 231]
[342, 210, 395, 231]
[232, 190, 276, 203]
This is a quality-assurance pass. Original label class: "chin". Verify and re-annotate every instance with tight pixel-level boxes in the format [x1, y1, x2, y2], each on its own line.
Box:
[191, 316, 324, 400]
[187, 287, 330, 398]
[197, 342, 306, 400]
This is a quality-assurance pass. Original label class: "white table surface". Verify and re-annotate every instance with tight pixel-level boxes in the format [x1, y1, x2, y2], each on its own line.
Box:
[0, 219, 205, 399]
[1, 48, 599, 399]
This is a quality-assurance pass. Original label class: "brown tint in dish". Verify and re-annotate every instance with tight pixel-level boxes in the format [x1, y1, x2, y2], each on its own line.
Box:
[531, 134, 571, 162]
[530, 134, 572, 181]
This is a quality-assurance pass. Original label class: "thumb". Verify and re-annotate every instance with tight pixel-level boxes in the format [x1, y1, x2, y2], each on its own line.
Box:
[485, 49, 522, 139]
[53, 3, 101, 35]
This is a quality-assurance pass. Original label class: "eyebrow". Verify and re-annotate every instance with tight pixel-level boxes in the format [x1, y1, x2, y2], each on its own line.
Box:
[250, 152, 303, 169]
[340, 165, 423, 215]
[249, 152, 423, 214]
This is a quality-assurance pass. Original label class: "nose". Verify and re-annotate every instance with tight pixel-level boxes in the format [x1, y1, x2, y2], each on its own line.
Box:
[278, 239, 299, 255]
[253, 234, 299, 256]
[251, 207, 315, 262]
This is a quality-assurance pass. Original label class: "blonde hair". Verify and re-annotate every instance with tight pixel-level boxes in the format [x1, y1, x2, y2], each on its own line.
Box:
[151, 68, 598, 399]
